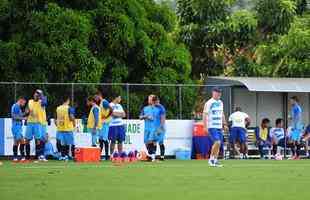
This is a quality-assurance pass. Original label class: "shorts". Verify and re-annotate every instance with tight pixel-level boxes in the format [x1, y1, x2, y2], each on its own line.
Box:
[56, 131, 61, 141]
[99, 122, 109, 141]
[25, 123, 42, 141]
[88, 128, 99, 146]
[58, 131, 74, 145]
[108, 125, 126, 143]
[230, 127, 247, 144]
[291, 128, 302, 141]
[276, 138, 285, 148]
[41, 125, 47, 141]
[11, 122, 23, 141]
[155, 127, 166, 145]
[208, 128, 223, 142]
[144, 128, 156, 144]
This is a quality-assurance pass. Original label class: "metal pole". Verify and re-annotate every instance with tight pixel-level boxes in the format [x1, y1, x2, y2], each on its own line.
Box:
[178, 85, 182, 119]
[14, 82, 17, 102]
[126, 83, 130, 119]
[71, 83, 74, 105]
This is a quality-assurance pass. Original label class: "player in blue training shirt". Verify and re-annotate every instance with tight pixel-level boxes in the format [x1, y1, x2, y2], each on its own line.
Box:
[154, 96, 166, 161]
[140, 95, 158, 162]
[289, 96, 303, 159]
[11, 97, 27, 161]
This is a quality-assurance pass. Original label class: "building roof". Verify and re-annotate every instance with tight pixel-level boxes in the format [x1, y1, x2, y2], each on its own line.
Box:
[207, 77, 310, 93]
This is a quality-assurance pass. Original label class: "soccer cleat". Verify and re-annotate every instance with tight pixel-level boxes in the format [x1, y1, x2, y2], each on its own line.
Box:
[159, 156, 165, 161]
[214, 160, 223, 167]
[12, 157, 18, 162]
[63, 156, 69, 162]
[208, 159, 215, 167]
[39, 155, 48, 162]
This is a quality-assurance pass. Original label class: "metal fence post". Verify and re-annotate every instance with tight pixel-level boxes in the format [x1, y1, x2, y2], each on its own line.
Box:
[71, 83, 74, 105]
[178, 84, 182, 119]
[126, 83, 130, 119]
[14, 82, 17, 102]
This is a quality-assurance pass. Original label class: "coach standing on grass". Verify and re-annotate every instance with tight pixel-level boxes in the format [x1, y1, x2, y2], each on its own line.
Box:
[203, 87, 227, 167]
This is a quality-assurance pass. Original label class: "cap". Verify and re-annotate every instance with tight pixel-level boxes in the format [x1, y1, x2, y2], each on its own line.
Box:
[35, 89, 43, 95]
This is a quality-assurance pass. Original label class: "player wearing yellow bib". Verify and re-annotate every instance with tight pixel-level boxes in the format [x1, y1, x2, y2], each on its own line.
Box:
[87, 96, 102, 147]
[96, 92, 112, 160]
[56, 97, 75, 161]
[25, 89, 47, 161]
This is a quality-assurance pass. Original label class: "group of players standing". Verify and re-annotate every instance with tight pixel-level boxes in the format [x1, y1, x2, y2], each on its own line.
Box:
[10, 89, 166, 162]
[203, 86, 309, 167]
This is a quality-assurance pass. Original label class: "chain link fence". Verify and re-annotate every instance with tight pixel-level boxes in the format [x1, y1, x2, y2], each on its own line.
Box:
[0, 82, 232, 120]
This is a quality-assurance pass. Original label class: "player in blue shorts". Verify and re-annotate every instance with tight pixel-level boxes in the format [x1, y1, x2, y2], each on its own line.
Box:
[87, 96, 101, 147]
[108, 93, 126, 154]
[140, 95, 158, 162]
[154, 96, 166, 161]
[56, 96, 76, 161]
[289, 96, 303, 160]
[203, 87, 227, 167]
[96, 92, 112, 160]
[25, 89, 47, 161]
[11, 97, 27, 161]
[228, 107, 250, 159]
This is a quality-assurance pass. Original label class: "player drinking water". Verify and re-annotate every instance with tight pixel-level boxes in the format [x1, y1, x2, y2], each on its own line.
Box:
[11, 97, 27, 161]
[203, 87, 227, 167]
[25, 89, 47, 161]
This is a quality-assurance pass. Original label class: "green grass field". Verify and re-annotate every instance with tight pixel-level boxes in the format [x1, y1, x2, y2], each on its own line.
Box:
[1, 160, 309, 200]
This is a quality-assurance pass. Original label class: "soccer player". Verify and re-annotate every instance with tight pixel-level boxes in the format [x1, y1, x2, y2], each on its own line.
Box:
[302, 124, 310, 158]
[269, 118, 286, 157]
[228, 107, 250, 159]
[11, 97, 27, 161]
[289, 96, 303, 160]
[108, 93, 126, 155]
[96, 92, 112, 160]
[140, 95, 158, 162]
[154, 96, 166, 161]
[56, 96, 75, 161]
[255, 118, 271, 159]
[87, 96, 102, 147]
[203, 87, 227, 167]
[25, 89, 47, 161]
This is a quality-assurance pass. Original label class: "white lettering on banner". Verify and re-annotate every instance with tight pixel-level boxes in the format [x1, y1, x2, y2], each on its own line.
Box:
[2, 118, 193, 156]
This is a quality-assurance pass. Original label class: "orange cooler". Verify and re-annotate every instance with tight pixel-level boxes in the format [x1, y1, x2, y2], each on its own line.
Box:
[193, 122, 207, 136]
[75, 147, 101, 163]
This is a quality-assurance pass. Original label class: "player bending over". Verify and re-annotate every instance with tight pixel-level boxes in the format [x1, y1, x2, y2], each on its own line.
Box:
[228, 107, 250, 159]
[11, 97, 27, 161]
[108, 93, 126, 155]
[56, 96, 75, 161]
[203, 87, 227, 167]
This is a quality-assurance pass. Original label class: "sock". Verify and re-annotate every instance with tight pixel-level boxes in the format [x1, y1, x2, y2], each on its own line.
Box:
[13, 145, 18, 157]
[40, 141, 45, 157]
[258, 145, 264, 158]
[60, 145, 65, 157]
[296, 144, 301, 157]
[272, 145, 277, 155]
[146, 144, 152, 155]
[65, 145, 70, 157]
[210, 156, 215, 160]
[99, 139, 104, 152]
[71, 145, 75, 158]
[103, 140, 109, 159]
[56, 140, 62, 153]
[160, 144, 165, 157]
[153, 144, 157, 155]
[25, 144, 30, 159]
[20, 144, 25, 157]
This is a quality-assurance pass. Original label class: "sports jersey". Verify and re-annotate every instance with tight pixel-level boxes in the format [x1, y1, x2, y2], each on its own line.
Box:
[291, 103, 303, 130]
[109, 102, 124, 127]
[141, 105, 157, 131]
[27, 99, 42, 123]
[87, 105, 102, 129]
[154, 104, 166, 128]
[228, 111, 249, 128]
[203, 98, 224, 129]
[269, 127, 285, 143]
[11, 103, 23, 123]
[56, 104, 75, 132]
[100, 99, 111, 123]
